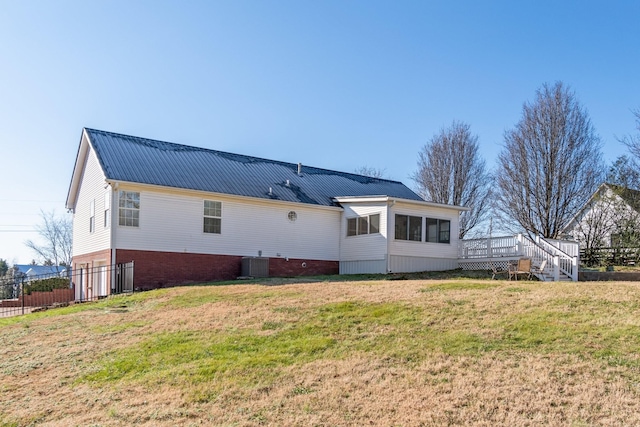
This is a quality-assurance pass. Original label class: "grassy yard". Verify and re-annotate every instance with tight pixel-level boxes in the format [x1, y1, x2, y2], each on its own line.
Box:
[2, 276, 640, 426]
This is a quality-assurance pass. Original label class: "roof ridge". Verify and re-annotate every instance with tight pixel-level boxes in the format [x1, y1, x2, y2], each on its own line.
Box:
[83, 127, 404, 184]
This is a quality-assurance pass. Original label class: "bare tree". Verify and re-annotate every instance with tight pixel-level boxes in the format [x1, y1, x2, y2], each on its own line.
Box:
[496, 82, 604, 238]
[25, 210, 72, 269]
[621, 109, 640, 162]
[354, 166, 386, 179]
[607, 155, 640, 190]
[412, 121, 491, 238]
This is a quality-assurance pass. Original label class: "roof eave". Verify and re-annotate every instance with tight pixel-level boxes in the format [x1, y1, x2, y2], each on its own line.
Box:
[333, 196, 470, 211]
[560, 183, 613, 233]
[65, 128, 91, 210]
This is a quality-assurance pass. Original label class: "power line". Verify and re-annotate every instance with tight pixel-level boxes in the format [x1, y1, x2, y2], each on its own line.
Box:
[0, 200, 65, 203]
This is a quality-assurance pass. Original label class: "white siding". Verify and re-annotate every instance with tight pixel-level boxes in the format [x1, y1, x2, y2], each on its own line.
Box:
[72, 145, 111, 257]
[114, 186, 341, 260]
[388, 201, 460, 259]
[389, 255, 458, 273]
[339, 202, 388, 262]
[340, 259, 387, 274]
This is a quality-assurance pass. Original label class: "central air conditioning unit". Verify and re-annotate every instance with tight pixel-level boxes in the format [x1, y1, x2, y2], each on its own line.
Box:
[241, 257, 269, 278]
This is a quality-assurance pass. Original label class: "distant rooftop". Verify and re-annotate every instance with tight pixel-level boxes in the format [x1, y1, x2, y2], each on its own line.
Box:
[81, 128, 424, 207]
[14, 264, 67, 277]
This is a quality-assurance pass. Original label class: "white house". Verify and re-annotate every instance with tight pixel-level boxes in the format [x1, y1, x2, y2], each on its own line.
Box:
[66, 128, 467, 294]
[562, 183, 640, 258]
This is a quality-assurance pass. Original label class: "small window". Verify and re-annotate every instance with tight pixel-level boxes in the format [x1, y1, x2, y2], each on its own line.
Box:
[409, 216, 422, 241]
[346, 213, 381, 237]
[358, 216, 369, 235]
[426, 218, 438, 243]
[426, 218, 450, 244]
[288, 211, 297, 222]
[347, 218, 357, 236]
[118, 191, 140, 227]
[204, 200, 222, 234]
[439, 220, 450, 243]
[104, 192, 110, 228]
[89, 200, 95, 233]
[370, 214, 380, 234]
[395, 214, 422, 241]
[395, 215, 408, 241]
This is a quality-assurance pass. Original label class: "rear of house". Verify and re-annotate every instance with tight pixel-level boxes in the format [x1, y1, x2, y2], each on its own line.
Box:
[338, 197, 462, 274]
[66, 128, 467, 294]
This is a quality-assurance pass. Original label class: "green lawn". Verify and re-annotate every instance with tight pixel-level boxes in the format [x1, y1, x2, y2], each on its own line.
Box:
[2, 276, 640, 426]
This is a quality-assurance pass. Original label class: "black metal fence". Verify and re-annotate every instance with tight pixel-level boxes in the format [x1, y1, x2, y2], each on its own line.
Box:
[0, 262, 134, 318]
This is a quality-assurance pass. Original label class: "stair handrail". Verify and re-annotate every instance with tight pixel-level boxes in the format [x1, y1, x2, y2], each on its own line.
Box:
[518, 234, 560, 280]
[537, 236, 576, 258]
[534, 235, 578, 281]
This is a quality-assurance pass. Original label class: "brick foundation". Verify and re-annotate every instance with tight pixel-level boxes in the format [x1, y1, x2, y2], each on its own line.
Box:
[116, 250, 243, 290]
[114, 249, 339, 290]
[72, 249, 112, 270]
[269, 257, 339, 277]
[72, 249, 113, 299]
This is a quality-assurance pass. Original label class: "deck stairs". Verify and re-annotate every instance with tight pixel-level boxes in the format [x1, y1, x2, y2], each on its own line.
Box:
[459, 234, 579, 282]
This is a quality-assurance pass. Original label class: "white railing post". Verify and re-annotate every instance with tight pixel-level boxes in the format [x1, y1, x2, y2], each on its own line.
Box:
[553, 255, 560, 281]
[487, 237, 492, 258]
[572, 256, 578, 282]
[516, 234, 522, 255]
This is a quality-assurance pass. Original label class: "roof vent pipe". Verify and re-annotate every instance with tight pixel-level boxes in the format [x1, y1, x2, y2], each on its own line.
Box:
[286, 179, 290, 187]
[297, 163, 302, 176]
[269, 187, 272, 195]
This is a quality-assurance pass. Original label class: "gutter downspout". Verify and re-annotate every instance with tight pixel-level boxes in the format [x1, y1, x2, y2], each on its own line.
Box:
[106, 181, 117, 292]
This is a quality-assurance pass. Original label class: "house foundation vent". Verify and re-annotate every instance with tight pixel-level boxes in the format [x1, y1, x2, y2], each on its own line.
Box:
[242, 257, 269, 278]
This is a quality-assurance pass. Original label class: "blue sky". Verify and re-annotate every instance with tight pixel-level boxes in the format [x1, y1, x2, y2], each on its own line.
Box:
[1, 0, 639, 264]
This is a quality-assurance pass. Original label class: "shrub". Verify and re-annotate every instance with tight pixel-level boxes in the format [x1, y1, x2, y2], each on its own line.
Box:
[24, 277, 70, 295]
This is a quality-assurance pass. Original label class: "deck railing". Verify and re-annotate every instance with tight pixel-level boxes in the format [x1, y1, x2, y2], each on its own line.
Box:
[459, 235, 521, 259]
[459, 234, 579, 281]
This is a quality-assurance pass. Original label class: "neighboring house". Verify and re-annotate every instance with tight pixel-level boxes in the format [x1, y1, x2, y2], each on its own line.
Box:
[66, 128, 467, 293]
[562, 183, 640, 253]
[13, 265, 68, 281]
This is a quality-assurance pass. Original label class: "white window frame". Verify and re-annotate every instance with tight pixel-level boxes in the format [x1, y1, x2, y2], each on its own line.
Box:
[426, 217, 451, 244]
[395, 214, 422, 242]
[89, 199, 95, 233]
[203, 200, 222, 234]
[346, 213, 380, 237]
[118, 191, 140, 227]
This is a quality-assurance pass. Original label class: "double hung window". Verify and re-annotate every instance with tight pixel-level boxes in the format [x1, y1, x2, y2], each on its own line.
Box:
[118, 191, 140, 227]
[203, 200, 222, 234]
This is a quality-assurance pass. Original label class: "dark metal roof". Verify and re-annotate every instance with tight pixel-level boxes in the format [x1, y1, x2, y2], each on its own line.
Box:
[85, 128, 423, 207]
